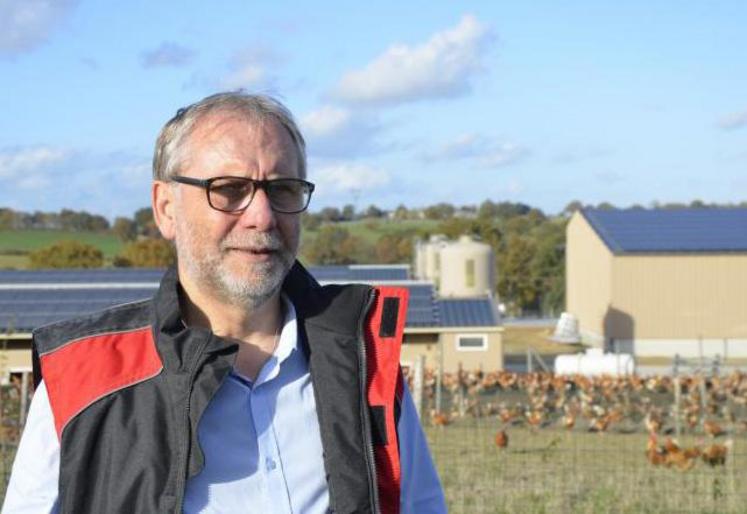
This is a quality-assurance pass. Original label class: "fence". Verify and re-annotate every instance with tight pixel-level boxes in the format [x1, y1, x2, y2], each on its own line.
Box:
[1, 368, 746, 513]
[407, 366, 747, 514]
[0, 376, 30, 501]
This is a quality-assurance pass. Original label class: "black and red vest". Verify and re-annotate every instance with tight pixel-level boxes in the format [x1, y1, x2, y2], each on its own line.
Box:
[33, 263, 408, 513]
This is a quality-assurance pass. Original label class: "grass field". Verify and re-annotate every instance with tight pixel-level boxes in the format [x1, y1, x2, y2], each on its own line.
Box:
[502, 326, 576, 356]
[302, 218, 441, 245]
[426, 419, 746, 514]
[0, 230, 124, 269]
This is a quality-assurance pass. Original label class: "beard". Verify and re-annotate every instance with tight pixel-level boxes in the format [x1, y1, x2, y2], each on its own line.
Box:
[175, 223, 296, 310]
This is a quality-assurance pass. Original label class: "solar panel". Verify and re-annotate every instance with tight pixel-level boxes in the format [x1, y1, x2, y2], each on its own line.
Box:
[437, 298, 498, 327]
[0, 266, 500, 332]
[582, 208, 747, 254]
[0, 268, 165, 284]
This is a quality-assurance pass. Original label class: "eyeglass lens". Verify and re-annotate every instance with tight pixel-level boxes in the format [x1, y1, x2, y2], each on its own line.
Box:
[208, 177, 310, 213]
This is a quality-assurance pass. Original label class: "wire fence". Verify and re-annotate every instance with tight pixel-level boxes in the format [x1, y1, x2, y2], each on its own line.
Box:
[1, 369, 746, 513]
[0, 377, 29, 503]
[410, 367, 747, 513]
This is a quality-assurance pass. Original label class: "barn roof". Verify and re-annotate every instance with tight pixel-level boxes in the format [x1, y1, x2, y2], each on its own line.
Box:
[581, 208, 747, 254]
[0, 265, 498, 333]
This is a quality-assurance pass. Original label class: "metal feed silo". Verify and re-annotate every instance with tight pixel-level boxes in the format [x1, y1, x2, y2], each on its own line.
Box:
[438, 235, 494, 297]
[421, 235, 447, 285]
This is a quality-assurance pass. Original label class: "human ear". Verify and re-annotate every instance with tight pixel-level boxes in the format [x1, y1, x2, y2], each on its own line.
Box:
[152, 181, 177, 240]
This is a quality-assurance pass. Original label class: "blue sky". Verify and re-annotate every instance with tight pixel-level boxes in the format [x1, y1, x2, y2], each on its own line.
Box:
[1, 1, 745, 220]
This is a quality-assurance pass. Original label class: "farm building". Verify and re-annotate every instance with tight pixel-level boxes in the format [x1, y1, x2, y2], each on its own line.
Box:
[566, 208, 747, 358]
[0, 263, 502, 383]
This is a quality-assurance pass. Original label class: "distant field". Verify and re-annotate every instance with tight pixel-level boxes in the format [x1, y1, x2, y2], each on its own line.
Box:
[0, 255, 28, 270]
[502, 325, 573, 355]
[339, 218, 441, 244]
[304, 218, 441, 245]
[0, 230, 124, 269]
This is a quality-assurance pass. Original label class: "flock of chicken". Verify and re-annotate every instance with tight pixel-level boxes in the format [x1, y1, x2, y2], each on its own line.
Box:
[415, 368, 747, 469]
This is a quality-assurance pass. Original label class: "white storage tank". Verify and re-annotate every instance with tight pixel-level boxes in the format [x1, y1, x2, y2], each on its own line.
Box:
[554, 348, 635, 376]
[422, 235, 447, 284]
[413, 239, 429, 280]
[438, 235, 494, 297]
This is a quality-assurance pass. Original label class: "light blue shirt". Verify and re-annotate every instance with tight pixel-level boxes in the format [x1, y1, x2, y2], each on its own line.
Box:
[3, 298, 446, 513]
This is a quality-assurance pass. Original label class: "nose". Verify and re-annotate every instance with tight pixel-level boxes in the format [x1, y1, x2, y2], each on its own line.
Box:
[237, 186, 276, 231]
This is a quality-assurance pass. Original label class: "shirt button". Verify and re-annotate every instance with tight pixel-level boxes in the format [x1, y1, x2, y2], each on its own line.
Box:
[266, 458, 277, 471]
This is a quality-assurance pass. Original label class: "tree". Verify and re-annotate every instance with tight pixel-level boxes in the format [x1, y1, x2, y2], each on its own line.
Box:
[423, 203, 455, 220]
[341, 204, 356, 221]
[29, 240, 104, 269]
[133, 207, 159, 237]
[112, 217, 137, 242]
[363, 205, 386, 219]
[116, 238, 175, 267]
[318, 207, 342, 223]
[375, 233, 414, 264]
[497, 235, 538, 314]
[561, 200, 584, 217]
[302, 226, 366, 264]
[0, 208, 15, 230]
[530, 221, 566, 315]
[301, 212, 322, 231]
[392, 205, 410, 221]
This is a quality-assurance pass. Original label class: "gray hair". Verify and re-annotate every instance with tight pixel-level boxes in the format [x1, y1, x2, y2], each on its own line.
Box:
[153, 92, 307, 180]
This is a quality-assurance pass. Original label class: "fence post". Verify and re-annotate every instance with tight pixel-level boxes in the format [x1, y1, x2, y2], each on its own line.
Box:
[527, 349, 533, 374]
[20, 371, 29, 427]
[413, 356, 425, 420]
[673, 375, 681, 438]
[698, 375, 708, 433]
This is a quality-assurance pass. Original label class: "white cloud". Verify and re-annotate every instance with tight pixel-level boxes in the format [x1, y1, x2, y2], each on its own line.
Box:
[221, 64, 267, 90]
[313, 162, 391, 194]
[0, 0, 78, 56]
[718, 110, 747, 130]
[301, 105, 384, 158]
[424, 133, 527, 169]
[0, 145, 70, 179]
[141, 42, 196, 69]
[219, 47, 280, 90]
[330, 14, 493, 106]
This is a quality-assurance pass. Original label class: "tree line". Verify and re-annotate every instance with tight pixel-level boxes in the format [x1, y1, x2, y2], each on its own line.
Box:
[7, 198, 747, 316]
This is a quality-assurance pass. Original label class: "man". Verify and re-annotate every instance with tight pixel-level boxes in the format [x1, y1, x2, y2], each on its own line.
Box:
[3, 93, 446, 513]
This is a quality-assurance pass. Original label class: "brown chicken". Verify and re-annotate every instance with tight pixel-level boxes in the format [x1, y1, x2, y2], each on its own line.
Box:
[494, 430, 508, 449]
[431, 411, 452, 427]
[646, 434, 667, 466]
[701, 441, 731, 466]
[704, 420, 725, 438]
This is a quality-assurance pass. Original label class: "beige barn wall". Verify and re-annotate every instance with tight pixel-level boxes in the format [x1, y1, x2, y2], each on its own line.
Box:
[0, 339, 33, 382]
[439, 330, 503, 373]
[566, 212, 613, 346]
[609, 254, 747, 340]
[401, 332, 440, 370]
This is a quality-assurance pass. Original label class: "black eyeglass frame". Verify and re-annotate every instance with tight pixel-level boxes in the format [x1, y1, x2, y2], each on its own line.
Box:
[170, 175, 315, 214]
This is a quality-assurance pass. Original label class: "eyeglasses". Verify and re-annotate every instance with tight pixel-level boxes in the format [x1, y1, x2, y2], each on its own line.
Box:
[170, 175, 315, 214]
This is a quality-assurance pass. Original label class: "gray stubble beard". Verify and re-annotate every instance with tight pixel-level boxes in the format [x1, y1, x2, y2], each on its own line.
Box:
[175, 225, 296, 311]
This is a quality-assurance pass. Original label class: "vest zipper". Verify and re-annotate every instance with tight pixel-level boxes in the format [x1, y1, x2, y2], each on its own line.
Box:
[174, 334, 213, 513]
[357, 289, 380, 514]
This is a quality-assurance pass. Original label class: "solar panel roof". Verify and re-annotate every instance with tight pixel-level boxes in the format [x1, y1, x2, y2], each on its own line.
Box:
[0, 265, 498, 332]
[582, 208, 747, 254]
[437, 298, 499, 327]
[307, 265, 409, 281]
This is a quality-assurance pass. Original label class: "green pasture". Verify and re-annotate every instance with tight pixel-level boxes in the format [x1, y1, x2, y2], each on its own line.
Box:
[304, 218, 441, 245]
[427, 419, 746, 514]
[0, 230, 124, 268]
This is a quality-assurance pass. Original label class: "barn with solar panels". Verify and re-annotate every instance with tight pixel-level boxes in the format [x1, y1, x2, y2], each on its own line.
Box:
[566, 208, 747, 358]
[0, 264, 502, 383]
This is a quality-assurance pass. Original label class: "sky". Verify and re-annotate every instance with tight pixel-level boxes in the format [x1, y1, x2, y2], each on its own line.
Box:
[1, 0, 745, 220]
